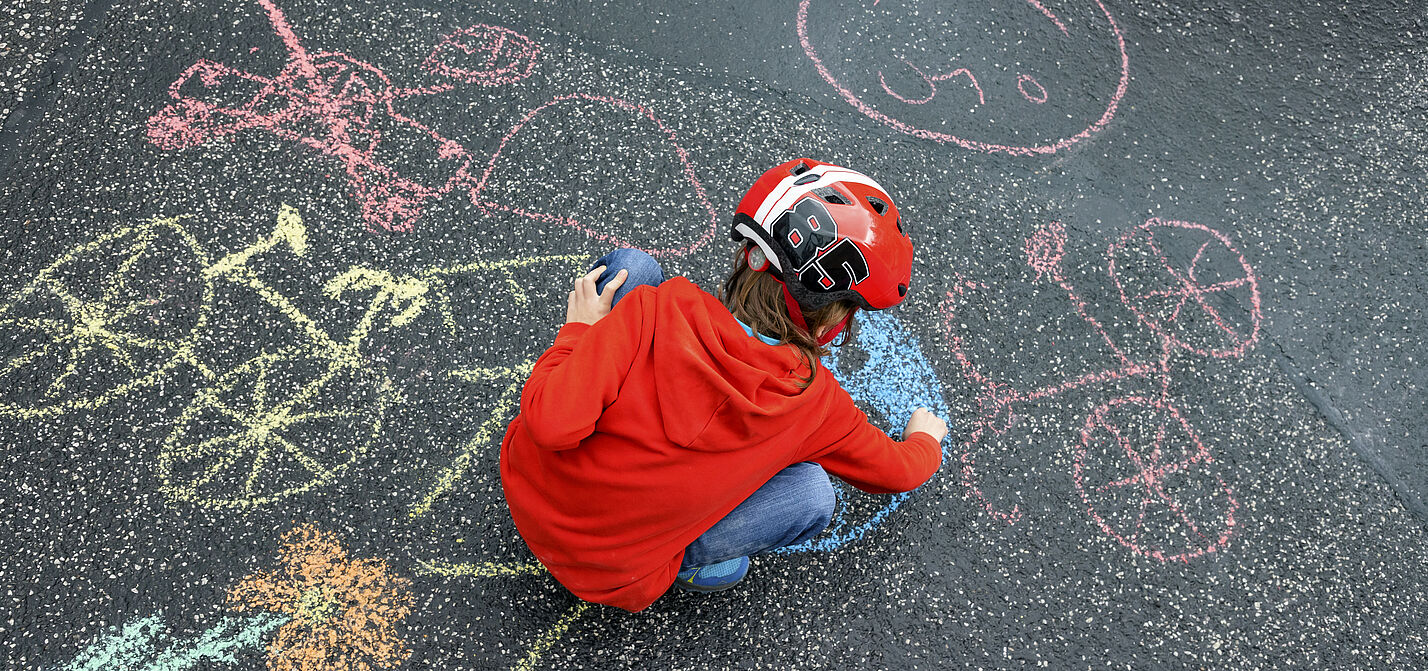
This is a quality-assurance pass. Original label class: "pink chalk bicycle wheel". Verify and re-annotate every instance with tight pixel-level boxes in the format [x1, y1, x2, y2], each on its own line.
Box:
[1073, 396, 1238, 563]
[1108, 220, 1261, 359]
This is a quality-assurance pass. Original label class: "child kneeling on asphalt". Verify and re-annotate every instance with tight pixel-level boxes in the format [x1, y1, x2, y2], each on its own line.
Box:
[500, 158, 947, 612]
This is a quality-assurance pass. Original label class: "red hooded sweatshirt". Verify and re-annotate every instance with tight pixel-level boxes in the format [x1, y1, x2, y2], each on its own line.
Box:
[499, 277, 942, 612]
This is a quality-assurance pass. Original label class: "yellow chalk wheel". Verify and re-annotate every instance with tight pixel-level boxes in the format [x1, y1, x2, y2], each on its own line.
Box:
[0, 217, 212, 418]
[158, 346, 391, 509]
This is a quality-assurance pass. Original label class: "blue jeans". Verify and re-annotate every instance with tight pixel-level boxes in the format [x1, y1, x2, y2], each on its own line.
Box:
[592, 248, 666, 308]
[681, 462, 836, 569]
[589, 249, 836, 569]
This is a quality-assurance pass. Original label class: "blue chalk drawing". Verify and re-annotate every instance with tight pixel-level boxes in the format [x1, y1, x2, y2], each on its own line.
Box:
[776, 310, 950, 554]
[58, 612, 286, 671]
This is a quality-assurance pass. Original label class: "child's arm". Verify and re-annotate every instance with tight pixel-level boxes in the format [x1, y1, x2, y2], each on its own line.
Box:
[807, 402, 946, 494]
[518, 274, 645, 451]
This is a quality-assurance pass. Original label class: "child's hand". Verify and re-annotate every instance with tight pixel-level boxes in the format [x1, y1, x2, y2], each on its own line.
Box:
[904, 407, 949, 443]
[566, 265, 627, 325]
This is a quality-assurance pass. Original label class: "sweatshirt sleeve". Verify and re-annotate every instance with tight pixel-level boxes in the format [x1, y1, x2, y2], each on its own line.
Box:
[806, 394, 944, 494]
[518, 290, 648, 451]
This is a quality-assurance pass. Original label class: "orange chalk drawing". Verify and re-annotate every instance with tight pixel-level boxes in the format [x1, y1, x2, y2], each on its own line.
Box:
[228, 523, 414, 671]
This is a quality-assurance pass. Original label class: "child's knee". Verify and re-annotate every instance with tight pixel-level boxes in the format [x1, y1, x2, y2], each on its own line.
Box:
[788, 462, 836, 533]
[600, 248, 662, 277]
[594, 248, 665, 300]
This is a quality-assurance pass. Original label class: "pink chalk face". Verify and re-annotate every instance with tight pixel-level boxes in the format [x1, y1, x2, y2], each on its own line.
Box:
[797, 0, 1130, 155]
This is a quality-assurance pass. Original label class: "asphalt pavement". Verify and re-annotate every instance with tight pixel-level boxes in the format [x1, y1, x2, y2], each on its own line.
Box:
[1, 0, 1424, 668]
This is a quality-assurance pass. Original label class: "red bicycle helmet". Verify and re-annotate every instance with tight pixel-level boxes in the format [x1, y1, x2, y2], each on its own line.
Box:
[731, 158, 913, 341]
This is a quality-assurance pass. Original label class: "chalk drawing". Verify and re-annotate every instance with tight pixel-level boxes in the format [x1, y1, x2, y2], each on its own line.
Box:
[774, 309, 950, 554]
[158, 205, 423, 508]
[1076, 396, 1237, 562]
[229, 523, 414, 671]
[943, 218, 1259, 562]
[146, 0, 508, 233]
[797, 0, 1131, 155]
[59, 613, 286, 671]
[0, 216, 214, 419]
[155, 206, 588, 509]
[1109, 221, 1261, 359]
[58, 523, 412, 671]
[0, 202, 587, 508]
[146, 0, 719, 256]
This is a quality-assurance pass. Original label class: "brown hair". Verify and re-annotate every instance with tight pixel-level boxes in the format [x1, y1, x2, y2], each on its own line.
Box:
[718, 245, 859, 388]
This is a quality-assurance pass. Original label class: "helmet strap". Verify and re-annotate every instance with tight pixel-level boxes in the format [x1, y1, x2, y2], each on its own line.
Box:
[821, 313, 851, 345]
[752, 244, 847, 347]
[780, 283, 848, 347]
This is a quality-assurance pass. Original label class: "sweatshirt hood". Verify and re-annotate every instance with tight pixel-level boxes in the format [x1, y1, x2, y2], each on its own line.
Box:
[650, 278, 824, 451]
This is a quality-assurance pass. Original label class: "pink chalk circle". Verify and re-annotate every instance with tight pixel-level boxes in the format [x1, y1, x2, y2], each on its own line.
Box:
[1074, 396, 1238, 563]
[796, 0, 1131, 156]
[1017, 73, 1048, 103]
[423, 24, 541, 86]
[1107, 219, 1262, 359]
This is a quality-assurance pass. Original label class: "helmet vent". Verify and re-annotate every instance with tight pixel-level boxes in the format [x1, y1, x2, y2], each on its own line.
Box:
[790, 161, 812, 176]
[866, 196, 888, 215]
[814, 187, 848, 206]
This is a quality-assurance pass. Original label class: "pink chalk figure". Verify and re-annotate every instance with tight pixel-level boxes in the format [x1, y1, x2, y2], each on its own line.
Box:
[421, 25, 541, 86]
[798, 0, 1131, 156]
[943, 219, 1262, 562]
[145, 0, 518, 232]
[146, 0, 718, 256]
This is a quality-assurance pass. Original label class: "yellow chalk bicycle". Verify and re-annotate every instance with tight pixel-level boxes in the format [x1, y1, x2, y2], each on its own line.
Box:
[0, 206, 583, 509]
[0, 216, 215, 418]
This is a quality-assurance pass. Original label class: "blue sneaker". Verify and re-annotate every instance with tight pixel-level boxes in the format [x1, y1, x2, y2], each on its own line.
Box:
[674, 556, 750, 593]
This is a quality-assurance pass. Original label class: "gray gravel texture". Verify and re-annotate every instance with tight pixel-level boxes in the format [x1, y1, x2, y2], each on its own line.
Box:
[0, 0, 1425, 669]
[0, 0, 82, 118]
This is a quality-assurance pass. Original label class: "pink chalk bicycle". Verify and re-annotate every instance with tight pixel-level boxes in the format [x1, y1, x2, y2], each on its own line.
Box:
[942, 219, 1261, 562]
[146, 0, 716, 254]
